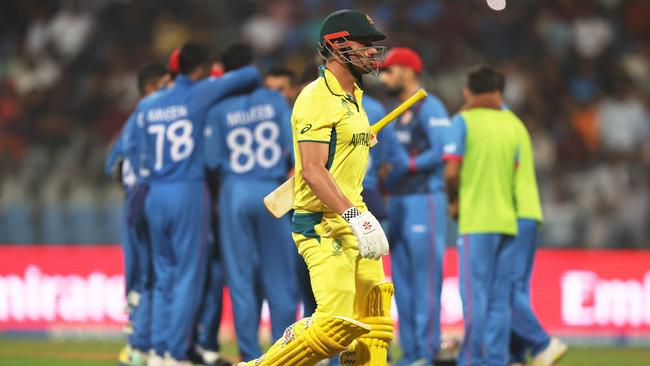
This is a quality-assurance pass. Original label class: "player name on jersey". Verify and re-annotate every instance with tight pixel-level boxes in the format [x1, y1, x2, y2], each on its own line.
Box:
[146, 104, 189, 123]
[226, 104, 276, 127]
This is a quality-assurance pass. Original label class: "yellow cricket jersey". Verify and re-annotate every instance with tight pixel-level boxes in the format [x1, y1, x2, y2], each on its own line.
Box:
[291, 67, 371, 236]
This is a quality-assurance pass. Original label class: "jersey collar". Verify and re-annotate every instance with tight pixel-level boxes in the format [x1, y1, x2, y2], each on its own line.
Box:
[320, 66, 363, 103]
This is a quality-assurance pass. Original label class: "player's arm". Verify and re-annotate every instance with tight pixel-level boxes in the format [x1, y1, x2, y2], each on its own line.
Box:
[410, 99, 450, 172]
[300, 140, 388, 259]
[105, 113, 136, 178]
[105, 112, 139, 182]
[105, 134, 125, 182]
[443, 114, 467, 219]
[203, 104, 224, 197]
[299, 141, 353, 214]
[193, 65, 261, 109]
[204, 104, 225, 172]
[124, 107, 151, 184]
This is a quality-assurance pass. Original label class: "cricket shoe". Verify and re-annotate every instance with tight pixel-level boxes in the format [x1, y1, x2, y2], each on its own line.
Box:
[528, 337, 568, 366]
[118, 345, 148, 366]
[148, 350, 164, 366]
[193, 346, 233, 366]
[162, 355, 194, 366]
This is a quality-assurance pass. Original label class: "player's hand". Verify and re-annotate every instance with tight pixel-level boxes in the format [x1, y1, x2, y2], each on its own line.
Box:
[343, 207, 389, 260]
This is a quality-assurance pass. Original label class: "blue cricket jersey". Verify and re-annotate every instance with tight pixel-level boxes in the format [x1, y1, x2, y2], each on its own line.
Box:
[362, 95, 386, 189]
[388, 93, 449, 194]
[204, 87, 293, 181]
[105, 114, 138, 189]
[130, 67, 261, 183]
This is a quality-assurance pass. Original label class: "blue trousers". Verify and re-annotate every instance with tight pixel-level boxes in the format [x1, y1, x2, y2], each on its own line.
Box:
[123, 190, 152, 352]
[389, 191, 447, 364]
[457, 233, 516, 366]
[146, 182, 209, 360]
[510, 219, 550, 363]
[219, 179, 298, 361]
[195, 229, 226, 352]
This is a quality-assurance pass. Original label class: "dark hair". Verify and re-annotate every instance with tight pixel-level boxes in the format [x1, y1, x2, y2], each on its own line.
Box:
[265, 66, 295, 82]
[467, 65, 505, 94]
[221, 42, 253, 72]
[137, 63, 167, 95]
[178, 42, 210, 75]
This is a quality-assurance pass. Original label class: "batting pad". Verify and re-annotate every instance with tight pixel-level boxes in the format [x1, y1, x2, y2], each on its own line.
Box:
[340, 282, 395, 366]
[245, 316, 370, 366]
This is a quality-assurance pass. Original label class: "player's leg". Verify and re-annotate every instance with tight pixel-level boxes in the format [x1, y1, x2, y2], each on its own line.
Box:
[425, 191, 447, 360]
[195, 231, 227, 363]
[387, 196, 416, 365]
[400, 193, 445, 363]
[145, 187, 174, 359]
[339, 234, 393, 366]
[241, 218, 367, 366]
[166, 182, 210, 361]
[484, 234, 516, 366]
[219, 182, 263, 360]
[127, 219, 153, 356]
[511, 219, 550, 355]
[121, 192, 137, 323]
[119, 194, 148, 366]
[255, 188, 299, 341]
[456, 234, 495, 366]
[509, 332, 528, 365]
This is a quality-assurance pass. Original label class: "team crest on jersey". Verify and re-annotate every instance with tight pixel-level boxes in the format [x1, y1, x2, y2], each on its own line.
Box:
[332, 239, 343, 256]
[399, 110, 413, 125]
[341, 99, 355, 116]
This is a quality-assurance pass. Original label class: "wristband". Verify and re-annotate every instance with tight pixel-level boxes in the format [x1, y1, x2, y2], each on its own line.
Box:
[342, 207, 362, 222]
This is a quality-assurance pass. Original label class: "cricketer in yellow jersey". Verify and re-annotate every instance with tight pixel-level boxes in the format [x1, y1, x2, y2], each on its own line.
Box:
[240, 9, 394, 366]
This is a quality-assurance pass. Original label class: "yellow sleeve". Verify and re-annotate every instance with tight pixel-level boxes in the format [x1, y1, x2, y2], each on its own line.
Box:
[293, 95, 340, 143]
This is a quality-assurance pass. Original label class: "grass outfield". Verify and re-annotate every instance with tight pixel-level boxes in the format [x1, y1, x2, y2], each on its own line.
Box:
[0, 339, 649, 366]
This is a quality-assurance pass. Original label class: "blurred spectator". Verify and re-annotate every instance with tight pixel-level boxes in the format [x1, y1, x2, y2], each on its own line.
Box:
[0, 0, 648, 247]
[597, 79, 649, 157]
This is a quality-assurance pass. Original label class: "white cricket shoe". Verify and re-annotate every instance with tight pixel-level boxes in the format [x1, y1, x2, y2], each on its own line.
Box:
[528, 337, 568, 366]
[147, 350, 165, 366]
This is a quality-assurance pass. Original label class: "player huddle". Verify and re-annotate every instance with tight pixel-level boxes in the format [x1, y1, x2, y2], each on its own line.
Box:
[105, 9, 567, 366]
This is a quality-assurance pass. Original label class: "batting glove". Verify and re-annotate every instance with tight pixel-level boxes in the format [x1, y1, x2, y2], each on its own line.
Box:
[343, 207, 389, 260]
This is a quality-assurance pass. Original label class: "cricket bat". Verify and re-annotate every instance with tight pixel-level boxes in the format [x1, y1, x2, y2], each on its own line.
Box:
[263, 89, 428, 218]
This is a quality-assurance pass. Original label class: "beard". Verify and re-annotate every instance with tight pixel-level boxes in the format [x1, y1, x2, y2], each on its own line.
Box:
[385, 85, 403, 98]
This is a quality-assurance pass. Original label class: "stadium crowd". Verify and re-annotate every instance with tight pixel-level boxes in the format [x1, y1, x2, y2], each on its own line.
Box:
[0, 0, 649, 247]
